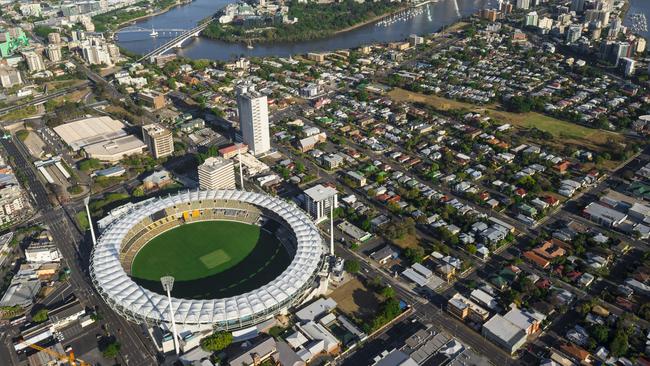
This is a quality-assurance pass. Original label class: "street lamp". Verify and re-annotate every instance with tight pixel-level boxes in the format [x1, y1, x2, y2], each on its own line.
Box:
[160, 276, 180, 355]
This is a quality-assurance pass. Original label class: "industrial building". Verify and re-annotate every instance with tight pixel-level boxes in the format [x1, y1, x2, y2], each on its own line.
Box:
[53, 116, 128, 151]
[83, 135, 146, 163]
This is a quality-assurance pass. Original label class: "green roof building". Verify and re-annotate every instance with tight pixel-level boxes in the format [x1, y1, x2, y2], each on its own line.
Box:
[0, 28, 30, 59]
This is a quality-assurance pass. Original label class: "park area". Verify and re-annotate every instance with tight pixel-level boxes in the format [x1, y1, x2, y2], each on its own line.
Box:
[388, 88, 625, 155]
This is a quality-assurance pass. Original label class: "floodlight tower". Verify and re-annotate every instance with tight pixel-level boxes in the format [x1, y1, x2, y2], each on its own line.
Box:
[329, 199, 334, 256]
[160, 276, 180, 355]
[84, 196, 96, 246]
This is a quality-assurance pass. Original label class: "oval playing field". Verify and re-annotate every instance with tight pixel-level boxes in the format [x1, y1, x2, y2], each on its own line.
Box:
[130, 221, 291, 299]
[90, 190, 325, 331]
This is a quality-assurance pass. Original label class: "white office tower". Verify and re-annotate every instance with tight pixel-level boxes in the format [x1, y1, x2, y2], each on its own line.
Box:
[303, 184, 338, 224]
[198, 157, 236, 190]
[516, 0, 530, 10]
[23, 51, 45, 72]
[46, 44, 62, 62]
[237, 85, 270, 156]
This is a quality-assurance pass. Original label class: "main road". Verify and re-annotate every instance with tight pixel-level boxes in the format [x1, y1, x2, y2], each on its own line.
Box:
[0, 137, 158, 365]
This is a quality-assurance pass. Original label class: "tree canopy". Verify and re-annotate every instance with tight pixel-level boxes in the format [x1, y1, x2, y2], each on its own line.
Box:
[200, 331, 233, 352]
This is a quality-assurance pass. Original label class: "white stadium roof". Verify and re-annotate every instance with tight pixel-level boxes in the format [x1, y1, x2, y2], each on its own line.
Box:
[90, 190, 324, 328]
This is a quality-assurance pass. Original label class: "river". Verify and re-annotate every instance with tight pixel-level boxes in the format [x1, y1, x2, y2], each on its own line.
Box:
[624, 0, 650, 39]
[117, 0, 492, 61]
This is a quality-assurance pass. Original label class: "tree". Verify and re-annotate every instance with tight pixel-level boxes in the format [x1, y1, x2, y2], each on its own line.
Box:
[200, 332, 233, 352]
[78, 158, 102, 171]
[590, 324, 609, 344]
[609, 329, 628, 357]
[32, 309, 48, 323]
[101, 341, 120, 359]
[639, 302, 650, 321]
[403, 247, 425, 264]
[344, 259, 361, 274]
[132, 186, 145, 197]
[380, 285, 395, 299]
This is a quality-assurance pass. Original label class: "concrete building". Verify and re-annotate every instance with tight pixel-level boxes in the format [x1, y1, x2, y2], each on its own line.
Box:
[19, 3, 42, 17]
[22, 51, 45, 72]
[303, 184, 338, 224]
[608, 18, 622, 39]
[0, 185, 29, 225]
[198, 157, 236, 190]
[47, 32, 61, 44]
[138, 90, 166, 110]
[53, 116, 127, 151]
[620, 57, 636, 77]
[409, 34, 424, 46]
[46, 44, 62, 62]
[570, 0, 585, 12]
[237, 86, 270, 156]
[566, 25, 582, 43]
[481, 306, 545, 354]
[219, 143, 248, 159]
[81, 39, 112, 66]
[142, 123, 173, 159]
[0, 279, 41, 307]
[482, 314, 527, 354]
[25, 242, 61, 263]
[525, 11, 539, 27]
[0, 64, 22, 88]
[83, 135, 146, 163]
[516, 0, 530, 9]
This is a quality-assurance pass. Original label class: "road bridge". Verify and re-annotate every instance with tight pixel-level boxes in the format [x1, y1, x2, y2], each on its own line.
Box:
[137, 18, 214, 63]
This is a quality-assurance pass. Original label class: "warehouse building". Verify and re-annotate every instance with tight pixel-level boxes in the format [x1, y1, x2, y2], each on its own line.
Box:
[53, 116, 128, 151]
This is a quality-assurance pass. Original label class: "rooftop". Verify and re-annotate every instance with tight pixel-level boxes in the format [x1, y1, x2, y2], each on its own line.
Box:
[304, 184, 338, 202]
[53, 116, 127, 151]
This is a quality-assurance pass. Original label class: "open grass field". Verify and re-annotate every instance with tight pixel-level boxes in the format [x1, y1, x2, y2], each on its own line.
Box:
[388, 88, 624, 153]
[131, 221, 292, 299]
[330, 278, 382, 324]
[392, 233, 420, 250]
[131, 221, 260, 281]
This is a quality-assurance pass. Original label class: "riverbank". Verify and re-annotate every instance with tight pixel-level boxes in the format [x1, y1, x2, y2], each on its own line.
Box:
[115, 0, 192, 30]
[332, 4, 410, 35]
[94, 0, 193, 32]
[202, 0, 405, 44]
[117, 0, 489, 61]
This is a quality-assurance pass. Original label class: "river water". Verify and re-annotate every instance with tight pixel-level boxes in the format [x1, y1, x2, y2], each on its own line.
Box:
[624, 0, 650, 39]
[117, 0, 492, 61]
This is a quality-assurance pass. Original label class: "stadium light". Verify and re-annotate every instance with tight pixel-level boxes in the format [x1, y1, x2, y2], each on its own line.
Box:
[160, 276, 180, 355]
[84, 196, 96, 246]
[330, 201, 334, 256]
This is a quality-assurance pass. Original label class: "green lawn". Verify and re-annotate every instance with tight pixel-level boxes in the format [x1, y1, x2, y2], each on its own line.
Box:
[388, 88, 623, 152]
[131, 221, 260, 281]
